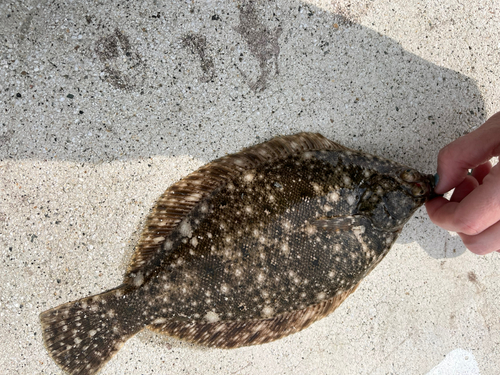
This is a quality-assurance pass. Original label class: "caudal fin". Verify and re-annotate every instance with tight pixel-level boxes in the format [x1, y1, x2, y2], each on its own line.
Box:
[40, 286, 144, 375]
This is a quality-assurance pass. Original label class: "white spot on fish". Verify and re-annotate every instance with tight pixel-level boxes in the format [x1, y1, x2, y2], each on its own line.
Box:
[305, 224, 317, 235]
[153, 317, 167, 324]
[179, 221, 193, 238]
[311, 182, 322, 193]
[280, 243, 290, 255]
[243, 172, 255, 182]
[256, 273, 266, 283]
[220, 283, 230, 294]
[262, 306, 274, 317]
[133, 271, 144, 287]
[282, 219, 292, 231]
[328, 191, 340, 203]
[204, 311, 220, 323]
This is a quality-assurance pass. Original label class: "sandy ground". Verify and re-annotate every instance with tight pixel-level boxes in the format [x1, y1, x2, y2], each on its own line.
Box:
[1, 0, 499, 374]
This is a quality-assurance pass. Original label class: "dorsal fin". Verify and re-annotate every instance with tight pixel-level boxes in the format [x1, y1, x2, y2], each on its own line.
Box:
[149, 283, 359, 348]
[124, 133, 350, 285]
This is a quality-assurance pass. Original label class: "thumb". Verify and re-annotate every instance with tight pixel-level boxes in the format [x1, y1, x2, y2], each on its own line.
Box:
[435, 112, 500, 195]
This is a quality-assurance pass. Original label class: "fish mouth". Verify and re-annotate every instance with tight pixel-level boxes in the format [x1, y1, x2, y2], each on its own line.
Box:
[424, 173, 442, 200]
[410, 174, 441, 201]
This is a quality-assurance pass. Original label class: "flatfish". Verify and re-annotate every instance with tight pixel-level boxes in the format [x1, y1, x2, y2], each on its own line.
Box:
[40, 133, 436, 375]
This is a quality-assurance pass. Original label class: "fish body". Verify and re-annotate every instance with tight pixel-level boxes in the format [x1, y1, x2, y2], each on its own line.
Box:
[40, 133, 435, 374]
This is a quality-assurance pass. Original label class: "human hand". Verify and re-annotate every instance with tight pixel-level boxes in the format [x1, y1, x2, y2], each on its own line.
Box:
[425, 111, 500, 255]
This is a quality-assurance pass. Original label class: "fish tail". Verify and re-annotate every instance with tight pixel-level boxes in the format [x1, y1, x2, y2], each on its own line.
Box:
[40, 285, 143, 375]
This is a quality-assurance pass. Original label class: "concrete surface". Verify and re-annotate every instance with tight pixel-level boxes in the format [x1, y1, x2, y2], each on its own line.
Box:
[1, 0, 499, 374]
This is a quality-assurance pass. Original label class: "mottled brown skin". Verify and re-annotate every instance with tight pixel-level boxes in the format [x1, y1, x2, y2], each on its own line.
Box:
[40, 133, 435, 375]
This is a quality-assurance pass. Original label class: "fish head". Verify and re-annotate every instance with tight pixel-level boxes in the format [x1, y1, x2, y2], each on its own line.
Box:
[356, 167, 437, 231]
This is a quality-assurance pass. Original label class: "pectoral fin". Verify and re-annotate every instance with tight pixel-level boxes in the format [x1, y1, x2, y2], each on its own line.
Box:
[312, 215, 366, 232]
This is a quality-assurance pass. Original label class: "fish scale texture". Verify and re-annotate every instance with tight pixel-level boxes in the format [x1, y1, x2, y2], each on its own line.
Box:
[40, 133, 434, 374]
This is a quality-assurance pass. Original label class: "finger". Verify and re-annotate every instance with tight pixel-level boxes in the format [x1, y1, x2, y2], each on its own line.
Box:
[425, 196, 454, 228]
[471, 161, 492, 184]
[427, 163, 500, 235]
[458, 220, 500, 255]
[449, 175, 478, 203]
[435, 112, 500, 194]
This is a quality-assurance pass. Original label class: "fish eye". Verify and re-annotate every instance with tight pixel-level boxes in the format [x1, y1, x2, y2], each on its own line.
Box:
[401, 169, 420, 182]
[411, 184, 425, 196]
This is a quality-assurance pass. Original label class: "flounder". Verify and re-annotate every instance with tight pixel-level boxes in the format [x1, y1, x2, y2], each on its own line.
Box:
[40, 133, 436, 375]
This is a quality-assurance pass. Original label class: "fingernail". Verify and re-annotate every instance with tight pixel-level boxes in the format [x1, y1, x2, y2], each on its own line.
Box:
[433, 173, 439, 187]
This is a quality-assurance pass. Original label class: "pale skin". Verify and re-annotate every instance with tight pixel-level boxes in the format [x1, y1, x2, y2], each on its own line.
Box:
[425, 111, 500, 255]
